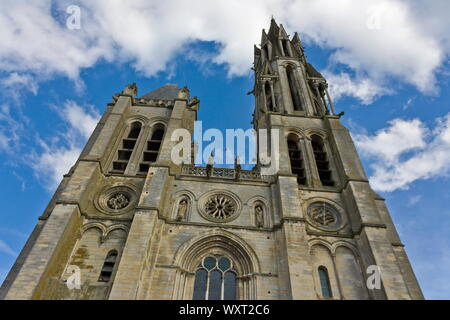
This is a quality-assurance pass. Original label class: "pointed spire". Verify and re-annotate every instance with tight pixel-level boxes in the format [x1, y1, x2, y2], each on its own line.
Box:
[291, 32, 305, 57]
[268, 18, 280, 39]
[279, 24, 289, 39]
[261, 29, 269, 45]
[254, 45, 261, 56]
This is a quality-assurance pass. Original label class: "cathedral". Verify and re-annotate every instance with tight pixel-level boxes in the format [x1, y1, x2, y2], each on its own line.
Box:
[0, 19, 423, 300]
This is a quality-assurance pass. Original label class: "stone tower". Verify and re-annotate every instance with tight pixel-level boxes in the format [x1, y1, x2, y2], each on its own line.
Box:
[0, 19, 423, 300]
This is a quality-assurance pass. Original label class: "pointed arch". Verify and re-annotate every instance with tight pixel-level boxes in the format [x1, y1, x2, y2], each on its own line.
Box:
[172, 229, 260, 300]
[311, 134, 335, 187]
[285, 64, 303, 111]
[287, 133, 306, 185]
[139, 122, 166, 173]
[111, 120, 143, 174]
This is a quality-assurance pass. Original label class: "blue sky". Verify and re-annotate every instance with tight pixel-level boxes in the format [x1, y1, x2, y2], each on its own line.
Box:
[0, 1, 449, 299]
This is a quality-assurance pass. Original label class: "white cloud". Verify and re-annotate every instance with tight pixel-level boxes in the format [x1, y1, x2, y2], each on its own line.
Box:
[0, 0, 448, 103]
[0, 72, 38, 96]
[32, 101, 100, 189]
[408, 195, 422, 206]
[353, 113, 450, 192]
[0, 240, 16, 257]
[323, 72, 392, 105]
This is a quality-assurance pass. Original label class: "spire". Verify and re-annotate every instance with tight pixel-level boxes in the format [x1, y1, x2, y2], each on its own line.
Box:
[261, 29, 269, 45]
[268, 18, 280, 40]
[279, 24, 289, 39]
[291, 32, 305, 58]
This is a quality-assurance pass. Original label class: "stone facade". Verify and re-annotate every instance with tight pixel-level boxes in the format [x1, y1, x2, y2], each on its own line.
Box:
[0, 19, 423, 300]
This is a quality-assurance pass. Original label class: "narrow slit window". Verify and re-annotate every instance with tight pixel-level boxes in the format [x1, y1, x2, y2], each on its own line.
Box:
[286, 65, 302, 111]
[287, 135, 306, 185]
[263, 44, 270, 60]
[318, 266, 333, 298]
[264, 82, 273, 112]
[311, 135, 334, 187]
[98, 250, 118, 282]
[281, 39, 290, 57]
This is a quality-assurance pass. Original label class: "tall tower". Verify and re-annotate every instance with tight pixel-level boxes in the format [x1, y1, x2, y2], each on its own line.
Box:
[251, 19, 423, 300]
[0, 19, 423, 300]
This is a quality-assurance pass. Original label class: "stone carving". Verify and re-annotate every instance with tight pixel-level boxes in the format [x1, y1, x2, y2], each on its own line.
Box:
[204, 195, 237, 221]
[176, 198, 188, 221]
[310, 206, 335, 226]
[255, 205, 264, 228]
[307, 202, 341, 230]
[107, 193, 130, 210]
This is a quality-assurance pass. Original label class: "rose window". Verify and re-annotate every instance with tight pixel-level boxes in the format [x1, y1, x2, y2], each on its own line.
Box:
[307, 202, 341, 230]
[204, 195, 237, 221]
[107, 193, 130, 210]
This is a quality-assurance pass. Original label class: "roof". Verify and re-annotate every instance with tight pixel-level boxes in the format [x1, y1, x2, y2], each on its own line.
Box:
[141, 84, 180, 100]
[306, 63, 324, 78]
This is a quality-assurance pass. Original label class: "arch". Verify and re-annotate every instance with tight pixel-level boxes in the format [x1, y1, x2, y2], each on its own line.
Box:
[264, 81, 274, 112]
[310, 134, 335, 187]
[174, 229, 260, 274]
[284, 127, 306, 140]
[318, 266, 333, 298]
[81, 222, 107, 237]
[285, 64, 303, 111]
[307, 238, 334, 255]
[310, 244, 339, 299]
[124, 115, 149, 126]
[172, 194, 192, 222]
[105, 224, 129, 238]
[172, 229, 260, 300]
[304, 128, 327, 140]
[139, 122, 166, 173]
[110, 119, 145, 174]
[127, 121, 142, 139]
[287, 133, 306, 185]
[334, 246, 369, 299]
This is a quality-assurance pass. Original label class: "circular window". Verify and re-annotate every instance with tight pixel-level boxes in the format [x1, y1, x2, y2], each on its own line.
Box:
[198, 192, 241, 223]
[107, 193, 130, 210]
[96, 186, 137, 215]
[307, 202, 342, 230]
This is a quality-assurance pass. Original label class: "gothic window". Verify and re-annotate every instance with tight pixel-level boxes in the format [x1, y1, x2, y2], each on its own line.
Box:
[286, 65, 302, 111]
[318, 266, 333, 298]
[193, 256, 237, 300]
[311, 135, 334, 187]
[263, 44, 270, 60]
[281, 39, 290, 57]
[139, 124, 165, 174]
[98, 250, 118, 282]
[264, 82, 273, 112]
[112, 121, 142, 173]
[287, 134, 306, 185]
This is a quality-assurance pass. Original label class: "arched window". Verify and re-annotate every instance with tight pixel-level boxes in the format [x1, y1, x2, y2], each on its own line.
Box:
[287, 134, 306, 185]
[263, 44, 270, 61]
[286, 65, 302, 111]
[311, 135, 334, 186]
[318, 266, 333, 298]
[281, 39, 290, 57]
[112, 121, 142, 173]
[98, 250, 118, 282]
[193, 256, 237, 300]
[264, 82, 273, 112]
[139, 124, 165, 174]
